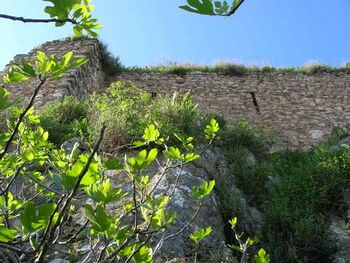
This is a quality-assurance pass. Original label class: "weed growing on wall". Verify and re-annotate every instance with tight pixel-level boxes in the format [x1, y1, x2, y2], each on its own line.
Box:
[40, 96, 90, 145]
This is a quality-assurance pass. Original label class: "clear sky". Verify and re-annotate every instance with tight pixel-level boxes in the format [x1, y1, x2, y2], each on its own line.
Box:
[1, 0, 350, 69]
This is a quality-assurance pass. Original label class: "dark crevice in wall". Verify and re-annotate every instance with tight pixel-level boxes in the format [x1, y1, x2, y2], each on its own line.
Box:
[151, 92, 157, 99]
[250, 92, 261, 114]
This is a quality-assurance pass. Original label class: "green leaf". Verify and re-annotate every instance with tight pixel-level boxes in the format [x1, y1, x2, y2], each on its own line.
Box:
[232, 0, 242, 10]
[60, 154, 99, 190]
[205, 118, 220, 140]
[183, 152, 200, 162]
[147, 148, 158, 163]
[254, 248, 270, 263]
[132, 245, 153, 263]
[180, 0, 215, 15]
[180, 0, 244, 16]
[104, 158, 123, 170]
[229, 217, 237, 229]
[189, 227, 212, 244]
[192, 180, 215, 199]
[21, 60, 37, 77]
[23, 149, 35, 162]
[126, 149, 158, 173]
[86, 179, 123, 203]
[84, 204, 112, 234]
[164, 147, 181, 160]
[0, 226, 16, 242]
[44, 0, 78, 20]
[20, 203, 57, 234]
[62, 51, 74, 67]
[71, 57, 88, 68]
[0, 133, 10, 143]
[0, 88, 12, 110]
[4, 66, 29, 83]
[142, 124, 160, 143]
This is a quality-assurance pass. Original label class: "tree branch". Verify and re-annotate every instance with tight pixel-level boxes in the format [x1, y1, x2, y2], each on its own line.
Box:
[0, 14, 77, 25]
[227, 0, 246, 16]
[0, 78, 47, 161]
[0, 165, 23, 196]
[153, 202, 203, 255]
[35, 125, 106, 262]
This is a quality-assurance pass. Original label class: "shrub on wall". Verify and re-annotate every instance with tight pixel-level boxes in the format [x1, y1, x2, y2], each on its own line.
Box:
[213, 62, 248, 76]
[98, 42, 124, 75]
[146, 92, 199, 140]
[89, 81, 151, 152]
[40, 96, 90, 146]
[220, 119, 272, 160]
[89, 81, 200, 153]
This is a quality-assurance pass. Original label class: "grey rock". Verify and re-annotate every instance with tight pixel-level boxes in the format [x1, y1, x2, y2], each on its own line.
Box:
[60, 137, 90, 155]
[105, 153, 237, 263]
[340, 136, 350, 145]
[50, 259, 68, 263]
[330, 217, 350, 263]
[196, 148, 264, 234]
[151, 167, 235, 263]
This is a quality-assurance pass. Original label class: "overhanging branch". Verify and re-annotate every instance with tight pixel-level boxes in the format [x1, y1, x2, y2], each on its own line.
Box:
[226, 0, 246, 16]
[0, 14, 77, 24]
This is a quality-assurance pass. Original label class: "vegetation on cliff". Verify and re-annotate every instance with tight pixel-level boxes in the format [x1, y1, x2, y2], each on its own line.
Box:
[38, 81, 350, 262]
[1, 1, 349, 262]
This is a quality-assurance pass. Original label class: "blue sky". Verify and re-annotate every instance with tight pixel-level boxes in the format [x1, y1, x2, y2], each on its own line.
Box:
[1, 0, 350, 69]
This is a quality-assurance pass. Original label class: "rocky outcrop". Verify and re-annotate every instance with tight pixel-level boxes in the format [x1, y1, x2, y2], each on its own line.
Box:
[105, 150, 238, 263]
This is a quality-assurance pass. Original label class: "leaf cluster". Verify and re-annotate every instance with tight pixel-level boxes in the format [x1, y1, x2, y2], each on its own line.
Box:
[180, 0, 244, 16]
[44, 0, 101, 37]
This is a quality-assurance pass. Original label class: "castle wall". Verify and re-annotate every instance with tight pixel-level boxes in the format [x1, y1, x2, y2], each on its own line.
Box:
[112, 72, 350, 148]
[0, 38, 104, 108]
[2, 39, 349, 148]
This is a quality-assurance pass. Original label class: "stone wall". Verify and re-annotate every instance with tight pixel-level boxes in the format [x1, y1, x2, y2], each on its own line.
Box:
[0, 38, 104, 108]
[2, 39, 350, 148]
[112, 72, 350, 148]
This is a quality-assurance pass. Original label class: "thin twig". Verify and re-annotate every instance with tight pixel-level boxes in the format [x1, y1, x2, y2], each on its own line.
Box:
[153, 202, 203, 255]
[227, 0, 246, 16]
[0, 165, 23, 196]
[132, 177, 138, 232]
[97, 236, 109, 262]
[104, 233, 136, 262]
[23, 172, 61, 195]
[58, 221, 89, 245]
[0, 14, 77, 24]
[124, 237, 151, 263]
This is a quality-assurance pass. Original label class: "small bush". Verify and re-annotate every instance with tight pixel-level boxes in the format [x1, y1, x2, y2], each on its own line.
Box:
[325, 127, 350, 146]
[89, 81, 200, 153]
[89, 81, 151, 152]
[213, 62, 248, 76]
[40, 96, 89, 146]
[98, 42, 124, 75]
[126, 63, 210, 76]
[259, 147, 349, 262]
[146, 92, 198, 139]
[301, 61, 332, 74]
[261, 65, 275, 73]
[219, 118, 350, 262]
[220, 119, 272, 160]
